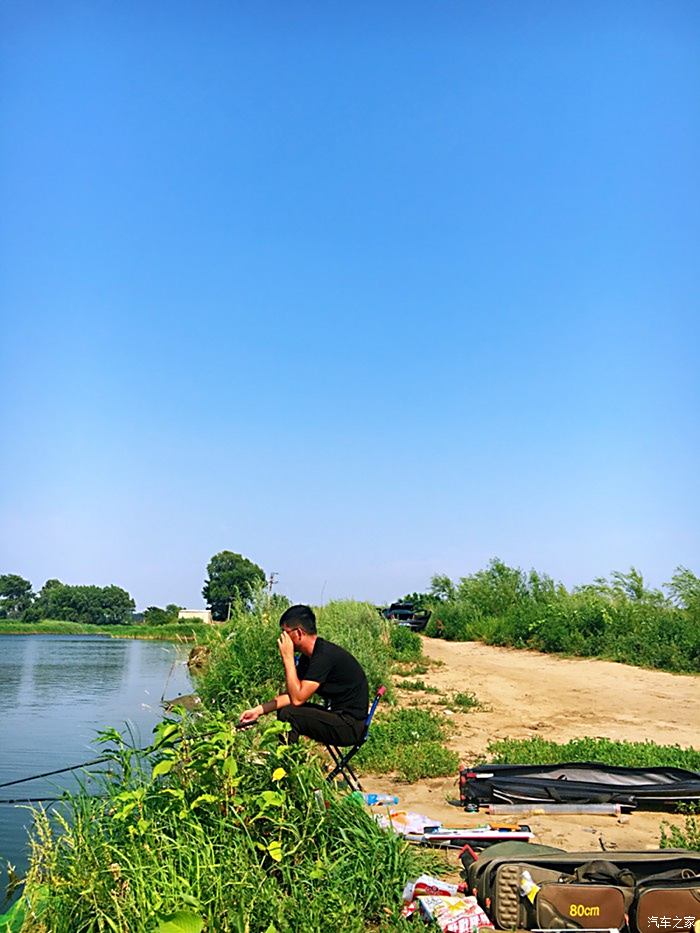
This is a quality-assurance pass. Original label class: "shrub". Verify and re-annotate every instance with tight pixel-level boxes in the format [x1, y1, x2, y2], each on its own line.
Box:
[423, 560, 700, 674]
[485, 736, 700, 770]
[11, 713, 425, 932]
[388, 624, 423, 660]
[660, 805, 700, 850]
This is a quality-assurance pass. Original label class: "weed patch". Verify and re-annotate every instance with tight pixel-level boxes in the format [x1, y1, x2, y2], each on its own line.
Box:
[450, 691, 481, 711]
[660, 805, 700, 850]
[357, 708, 458, 781]
[13, 712, 427, 932]
[485, 736, 700, 770]
[396, 679, 440, 694]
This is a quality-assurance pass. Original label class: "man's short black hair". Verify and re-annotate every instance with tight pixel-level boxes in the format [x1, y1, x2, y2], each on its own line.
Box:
[279, 604, 317, 635]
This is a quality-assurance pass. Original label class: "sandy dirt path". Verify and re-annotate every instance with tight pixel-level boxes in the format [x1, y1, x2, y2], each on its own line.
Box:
[361, 638, 699, 855]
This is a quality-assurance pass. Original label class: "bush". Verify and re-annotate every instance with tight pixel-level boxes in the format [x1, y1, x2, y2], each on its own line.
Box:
[484, 736, 700, 770]
[424, 560, 700, 674]
[196, 599, 418, 714]
[11, 713, 425, 932]
[388, 625, 423, 661]
[660, 805, 700, 850]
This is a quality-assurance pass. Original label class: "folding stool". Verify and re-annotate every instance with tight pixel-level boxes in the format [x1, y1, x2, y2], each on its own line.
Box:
[324, 685, 386, 792]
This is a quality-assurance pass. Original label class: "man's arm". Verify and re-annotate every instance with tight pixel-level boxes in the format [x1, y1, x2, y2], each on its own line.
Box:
[238, 631, 321, 725]
[239, 692, 291, 725]
[278, 630, 320, 706]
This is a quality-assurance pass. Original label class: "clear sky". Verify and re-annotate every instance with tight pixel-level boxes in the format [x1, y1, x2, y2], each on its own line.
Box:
[1, 1, 698, 609]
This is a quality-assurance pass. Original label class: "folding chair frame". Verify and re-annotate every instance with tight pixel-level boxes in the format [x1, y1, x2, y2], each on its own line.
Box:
[325, 685, 386, 792]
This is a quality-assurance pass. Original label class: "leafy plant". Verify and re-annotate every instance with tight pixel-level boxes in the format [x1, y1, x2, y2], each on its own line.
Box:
[451, 691, 481, 711]
[660, 804, 700, 850]
[16, 711, 428, 932]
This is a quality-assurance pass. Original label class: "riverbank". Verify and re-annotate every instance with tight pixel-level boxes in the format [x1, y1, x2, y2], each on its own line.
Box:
[0, 619, 211, 641]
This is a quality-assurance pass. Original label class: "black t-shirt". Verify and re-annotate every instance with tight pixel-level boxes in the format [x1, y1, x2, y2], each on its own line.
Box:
[296, 637, 369, 721]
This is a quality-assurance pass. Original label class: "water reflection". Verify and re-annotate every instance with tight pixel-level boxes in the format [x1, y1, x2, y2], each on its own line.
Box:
[0, 635, 191, 900]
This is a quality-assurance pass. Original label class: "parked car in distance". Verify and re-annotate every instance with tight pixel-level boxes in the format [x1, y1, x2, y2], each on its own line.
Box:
[379, 601, 431, 633]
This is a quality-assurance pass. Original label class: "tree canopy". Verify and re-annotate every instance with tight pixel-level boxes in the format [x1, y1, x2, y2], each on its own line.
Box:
[24, 581, 135, 625]
[202, 551, 266, 620]
[0, 574, 34, 618]
[143, 604, 183, 626]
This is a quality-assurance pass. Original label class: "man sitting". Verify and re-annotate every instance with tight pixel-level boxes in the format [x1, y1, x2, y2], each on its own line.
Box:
[238, 604, 369, 746]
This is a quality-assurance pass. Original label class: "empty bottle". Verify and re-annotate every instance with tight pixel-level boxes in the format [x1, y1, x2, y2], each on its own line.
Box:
[363, 793, 399, 805]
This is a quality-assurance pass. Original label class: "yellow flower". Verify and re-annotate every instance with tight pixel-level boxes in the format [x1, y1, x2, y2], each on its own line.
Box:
[271, 767, 287, 782]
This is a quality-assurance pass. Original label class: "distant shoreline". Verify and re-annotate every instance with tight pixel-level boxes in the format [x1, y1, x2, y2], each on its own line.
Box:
[0, 620, 210, 641]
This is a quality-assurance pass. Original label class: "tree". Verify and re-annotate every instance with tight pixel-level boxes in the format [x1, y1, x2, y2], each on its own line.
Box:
[666, 566, 700, 613]
[429, 574, 455, 602]
[144, 604, 182, 626]
[202, 551, 266, 620]
[25, 581, 135, 625]
[0, 574, 34, 618]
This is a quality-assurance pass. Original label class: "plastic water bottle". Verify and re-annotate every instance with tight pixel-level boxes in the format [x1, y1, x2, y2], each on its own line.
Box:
[363, 793, 399, 806]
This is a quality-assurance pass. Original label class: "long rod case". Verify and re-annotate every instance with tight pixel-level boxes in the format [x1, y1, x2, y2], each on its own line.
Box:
[460, 762, 700, 810]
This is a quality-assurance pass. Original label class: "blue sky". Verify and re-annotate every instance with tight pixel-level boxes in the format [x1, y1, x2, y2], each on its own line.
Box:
[1, 1, 698, 609]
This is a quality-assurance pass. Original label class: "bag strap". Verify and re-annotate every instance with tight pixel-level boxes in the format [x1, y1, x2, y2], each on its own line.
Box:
[570, 860, 636, 888]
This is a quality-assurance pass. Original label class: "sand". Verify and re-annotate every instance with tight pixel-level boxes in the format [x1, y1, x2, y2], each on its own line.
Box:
[360, 638, 699, 854]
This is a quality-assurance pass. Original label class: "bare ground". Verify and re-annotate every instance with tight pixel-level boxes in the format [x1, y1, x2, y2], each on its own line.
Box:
[360, 638, 699, 854]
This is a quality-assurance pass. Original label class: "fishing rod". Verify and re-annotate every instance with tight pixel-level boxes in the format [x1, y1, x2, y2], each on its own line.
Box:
[0, 721, 257, 794]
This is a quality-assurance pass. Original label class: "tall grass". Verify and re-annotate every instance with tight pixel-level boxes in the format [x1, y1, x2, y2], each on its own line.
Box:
[356, 708, 459, 782]
[424, 559, 700, 674]
[196, 599, 404, 715]
[7, 712, 425, 932]
[193, 599, 460, 783]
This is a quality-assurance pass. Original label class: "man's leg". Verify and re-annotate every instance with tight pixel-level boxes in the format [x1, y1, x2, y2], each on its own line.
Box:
[277, 704, 364, 745]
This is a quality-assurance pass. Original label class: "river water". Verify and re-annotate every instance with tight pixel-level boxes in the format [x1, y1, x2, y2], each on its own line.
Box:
[0, 635, 192, 899]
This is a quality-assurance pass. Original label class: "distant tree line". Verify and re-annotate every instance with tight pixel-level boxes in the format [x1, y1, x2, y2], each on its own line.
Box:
[0, 576, 136, 625]
[0, 548, 269, 626]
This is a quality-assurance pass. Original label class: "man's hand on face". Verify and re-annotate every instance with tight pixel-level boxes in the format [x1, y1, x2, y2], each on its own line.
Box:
[277, 629, 296, 663]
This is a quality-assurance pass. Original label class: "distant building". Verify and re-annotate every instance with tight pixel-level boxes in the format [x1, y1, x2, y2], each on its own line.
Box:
[178, 609, 213, 624]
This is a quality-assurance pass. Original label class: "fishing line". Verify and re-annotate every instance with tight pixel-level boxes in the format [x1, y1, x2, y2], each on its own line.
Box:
[0, 723, 255, 790]
[0, 757, 113, 789]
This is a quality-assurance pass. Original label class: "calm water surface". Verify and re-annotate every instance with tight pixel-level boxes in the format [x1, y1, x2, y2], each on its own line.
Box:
[0, 635, 191, 895]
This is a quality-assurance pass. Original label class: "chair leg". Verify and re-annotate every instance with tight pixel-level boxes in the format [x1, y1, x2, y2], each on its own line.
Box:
[325, 745, 364, 792]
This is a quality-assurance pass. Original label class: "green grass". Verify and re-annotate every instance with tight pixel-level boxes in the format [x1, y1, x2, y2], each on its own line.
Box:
[6, 712, 428, 932]
[450, 690, 481, 710]
[424, 559, 700, 674]
[356, 707, 459, 781]
[485, 736, 700, 770]
[0, 619, 212, 641]
[395, 678, 440, 694]
[660, 805, 700, 849]
[195, 600, 460, 783]
[196, 599, 406, 714]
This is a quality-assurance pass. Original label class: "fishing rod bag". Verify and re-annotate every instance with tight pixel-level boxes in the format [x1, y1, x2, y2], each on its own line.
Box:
[631, 871, 700, 932]
[461, 842, 700, 931]
[460, 762, 700, 810]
